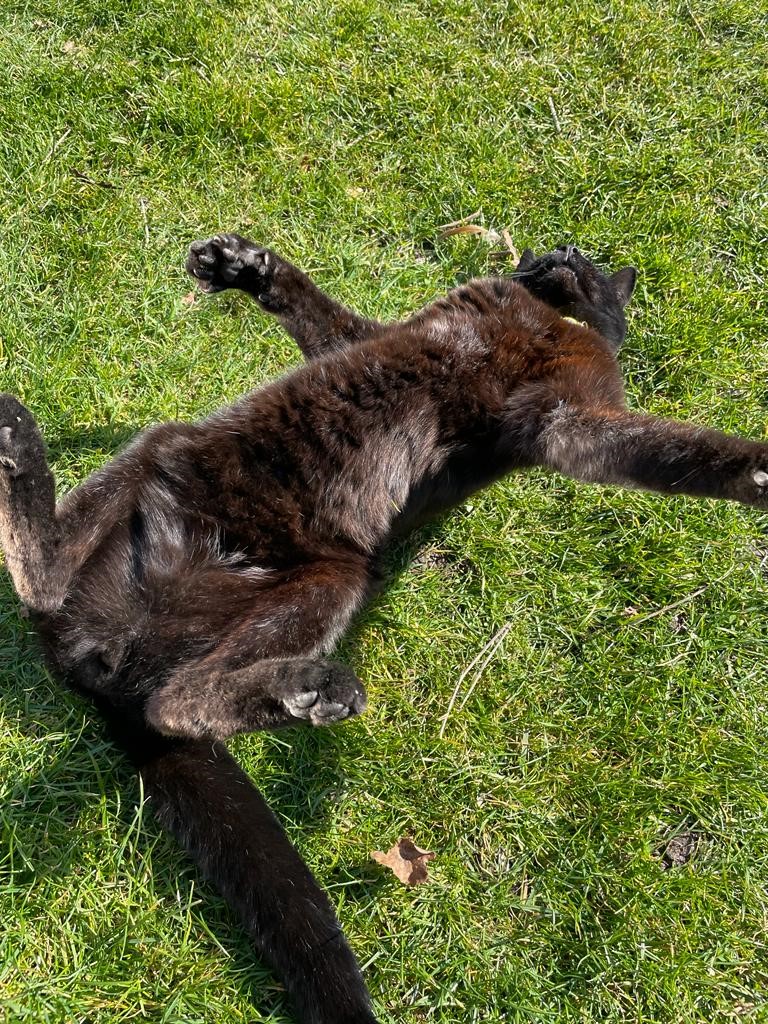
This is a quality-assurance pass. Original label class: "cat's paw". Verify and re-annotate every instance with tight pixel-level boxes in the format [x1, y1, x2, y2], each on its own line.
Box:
[0, 394, 45, 478]
[186, 234, 273, 294]
[282, 661, 368, 726]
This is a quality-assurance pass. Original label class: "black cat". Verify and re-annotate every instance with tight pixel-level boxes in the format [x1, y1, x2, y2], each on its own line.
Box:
[2, 235, 767, 1024]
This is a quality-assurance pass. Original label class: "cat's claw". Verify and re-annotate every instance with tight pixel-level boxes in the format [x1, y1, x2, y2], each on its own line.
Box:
[282, 661, 368, 727]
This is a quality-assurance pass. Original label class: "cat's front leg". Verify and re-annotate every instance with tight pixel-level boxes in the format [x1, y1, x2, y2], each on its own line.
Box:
[541, 404, 768, 507]
[186, 234, 383, 359]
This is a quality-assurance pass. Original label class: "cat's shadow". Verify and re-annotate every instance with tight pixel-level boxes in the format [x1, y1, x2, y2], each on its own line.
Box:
[46, 420, 141, 460]
[0, 432, 442, 1019]
[0, 626, 383, 1020]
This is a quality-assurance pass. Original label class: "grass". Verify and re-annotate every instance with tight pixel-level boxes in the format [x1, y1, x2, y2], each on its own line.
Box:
[1, 0, 768, 1021]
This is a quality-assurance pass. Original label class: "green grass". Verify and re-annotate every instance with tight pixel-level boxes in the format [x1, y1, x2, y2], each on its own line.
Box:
[2, 0, 768, 1021]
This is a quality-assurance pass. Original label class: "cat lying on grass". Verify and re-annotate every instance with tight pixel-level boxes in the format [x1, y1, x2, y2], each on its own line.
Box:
[1, 235, 766, 1023]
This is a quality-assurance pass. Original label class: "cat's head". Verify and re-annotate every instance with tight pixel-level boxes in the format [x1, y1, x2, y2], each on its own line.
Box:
[512, 245, 637, 347]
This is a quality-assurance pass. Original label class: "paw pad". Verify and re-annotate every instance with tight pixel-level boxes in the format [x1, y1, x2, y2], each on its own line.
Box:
[0, 397, 42, 477]
[283, 661, 367, 726]
[186, 233, 266, 293]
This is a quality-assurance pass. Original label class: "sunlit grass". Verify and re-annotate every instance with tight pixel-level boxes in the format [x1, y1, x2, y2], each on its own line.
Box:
[1, 1, 768, 1021]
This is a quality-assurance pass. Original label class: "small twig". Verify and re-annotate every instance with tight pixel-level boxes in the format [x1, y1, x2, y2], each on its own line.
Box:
[138, 197, 150, 244]
[69, 167, 117, 189]
[439, 622, 512, 738]
[437, 209, 482, 231]
[547, 95, 562, 133]
[623, 586, 707, 627]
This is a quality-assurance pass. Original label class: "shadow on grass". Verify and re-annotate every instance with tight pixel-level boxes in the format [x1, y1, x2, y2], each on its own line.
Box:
[0, 400, 466, 1017]
[46, 420, 144, 460]
[0, 491, 451, 1020]
[0, 633, 368, 1019]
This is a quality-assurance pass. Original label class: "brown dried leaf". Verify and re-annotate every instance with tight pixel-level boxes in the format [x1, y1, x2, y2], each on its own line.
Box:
[181, 290, 197, 306]
[371, 838, 435, 886]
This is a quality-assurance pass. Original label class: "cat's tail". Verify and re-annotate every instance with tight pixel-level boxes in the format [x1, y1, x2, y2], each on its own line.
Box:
[98, 703, 378, 1024]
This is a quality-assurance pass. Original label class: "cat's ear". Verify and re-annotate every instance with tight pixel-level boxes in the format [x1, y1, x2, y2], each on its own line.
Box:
[516, 248, 536, 272]
[610, 267, 637, 307]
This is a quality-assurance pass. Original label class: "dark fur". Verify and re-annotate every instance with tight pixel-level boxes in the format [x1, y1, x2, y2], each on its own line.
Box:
[2, 236, 768, 1022]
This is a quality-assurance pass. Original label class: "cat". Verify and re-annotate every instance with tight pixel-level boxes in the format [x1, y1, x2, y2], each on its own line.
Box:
[2, 234, 768, 1024]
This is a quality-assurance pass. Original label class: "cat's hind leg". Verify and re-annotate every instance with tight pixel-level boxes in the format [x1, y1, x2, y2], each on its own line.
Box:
[0, 395, 70, 612]
[540, 404, 768, 507]
[147, 656, 367, 740]
[145, 562, 371, 740]
[186, 234, 383, 359]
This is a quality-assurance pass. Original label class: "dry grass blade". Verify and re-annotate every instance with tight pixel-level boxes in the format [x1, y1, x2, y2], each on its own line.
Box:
[490, 229, 521, 265]
[437, 210, 482, 230]
[547, 95, 561, 132]
[501, 229, 519, 261]
[139, 197, 150, 244]
[438, 622, 512, 737]
[622, 586, 707, 626]
[438, 223, 502, 243]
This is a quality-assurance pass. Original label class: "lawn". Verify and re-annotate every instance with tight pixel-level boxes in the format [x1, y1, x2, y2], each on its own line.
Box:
[1, 0, 768, 1021]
